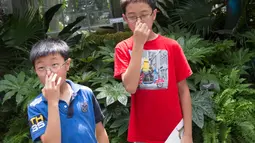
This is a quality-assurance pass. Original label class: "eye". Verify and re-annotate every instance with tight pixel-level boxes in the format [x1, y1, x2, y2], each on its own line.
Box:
[37, 67, 45, 71]
[128, 16, 136, 20]
[142, 13, 150, 17]
[52, 63, 60, 67]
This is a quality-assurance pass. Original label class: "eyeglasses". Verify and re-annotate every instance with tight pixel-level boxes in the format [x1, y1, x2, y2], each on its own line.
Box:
[126, 12, 153, 23]
[36, 60, 67, 74]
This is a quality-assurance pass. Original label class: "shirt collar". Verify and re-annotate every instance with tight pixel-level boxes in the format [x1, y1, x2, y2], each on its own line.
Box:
[41, 79, 81, 102]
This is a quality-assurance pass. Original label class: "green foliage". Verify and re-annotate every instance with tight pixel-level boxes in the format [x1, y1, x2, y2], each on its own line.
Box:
[85, 31, 132, 46]
[0, 70, 40, 142]
[201, 69, 255, 143]
[171, 0, 215, 36]
[2, 113, 33, 143]
[191, 90, 216, 128]
[0, 71, 41, 108]
[69, 35, 132, 142]
[0, 3, 84, 75]
[96, 81, 130, 106]
[0, 2, 85, 142]
[1, 4, 255, 142]
[170, 34, 215, 65]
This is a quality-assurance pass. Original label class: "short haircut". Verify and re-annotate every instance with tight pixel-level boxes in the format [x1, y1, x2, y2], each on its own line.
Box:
[120, 0, 156, 14]
[30, 38, 69, 66]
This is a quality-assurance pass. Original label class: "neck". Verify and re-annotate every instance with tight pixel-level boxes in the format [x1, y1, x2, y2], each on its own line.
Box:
[59, 82, 73, 104]
[147, 31, 158, 41]
[60, 82, 72, 96]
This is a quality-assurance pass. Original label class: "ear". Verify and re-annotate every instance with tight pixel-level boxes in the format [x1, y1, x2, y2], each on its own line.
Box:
[65, 58, 72, 71]
[122, 14, 128, 22]
[152, 9, 158, 20]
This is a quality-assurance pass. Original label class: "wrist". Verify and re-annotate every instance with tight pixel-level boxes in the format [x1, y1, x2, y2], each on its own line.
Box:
[48, 101, 59, 107]
[183, 132, 192, 137]
[133, 43, 144, 52]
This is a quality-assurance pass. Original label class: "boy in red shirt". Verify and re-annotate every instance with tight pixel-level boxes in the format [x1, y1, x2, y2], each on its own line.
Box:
[114, 0, 193, 143]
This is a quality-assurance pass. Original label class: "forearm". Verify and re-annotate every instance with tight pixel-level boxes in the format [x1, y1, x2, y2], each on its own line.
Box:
[42, 104, 61, 143]
[96, 122, 109, 143]
[179, 90, 192, 136]
[96, 130, 109, 143]
[122, 44, 143, 94]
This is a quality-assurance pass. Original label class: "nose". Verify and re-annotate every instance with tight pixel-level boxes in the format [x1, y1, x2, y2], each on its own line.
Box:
[137, 17, 142, 22]
[46, 68, 52, 76]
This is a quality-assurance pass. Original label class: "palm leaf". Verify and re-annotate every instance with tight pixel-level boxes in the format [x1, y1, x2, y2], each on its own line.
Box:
[171, 0, 215, 36]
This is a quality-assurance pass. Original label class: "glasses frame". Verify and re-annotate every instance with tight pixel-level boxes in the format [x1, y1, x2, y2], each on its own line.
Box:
[36, 60, 68, 74]
[126, 11, 154, 23]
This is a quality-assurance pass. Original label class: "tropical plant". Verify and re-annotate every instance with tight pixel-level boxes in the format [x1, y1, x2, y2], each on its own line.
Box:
[0, 3, 85, 142]
[0, 70, 40, 143]
[0, 3, 84, 75]
[202, 69, 255, 143]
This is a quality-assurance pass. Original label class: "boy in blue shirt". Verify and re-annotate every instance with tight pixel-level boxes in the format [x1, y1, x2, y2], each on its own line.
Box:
[27, 38, 109, 143]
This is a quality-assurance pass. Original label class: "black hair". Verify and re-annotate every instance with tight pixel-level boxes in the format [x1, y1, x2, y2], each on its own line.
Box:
[30, 38, 69, 66]
[120, 0, 156, 14]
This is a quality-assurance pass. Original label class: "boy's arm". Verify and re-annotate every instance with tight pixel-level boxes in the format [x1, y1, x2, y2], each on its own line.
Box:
[173, 42, 193, 141]
[28, 105, 47, 142]
[92, 93, 109, 143]
[178, 80, 192, 139]
[40, 103, 61, 143]
[121, 45, 143, 94]
[115, 19, 150, 94]
[40, 73, 62, 143]
[95, 122, 109, 143]
[28, 104, 60, 143]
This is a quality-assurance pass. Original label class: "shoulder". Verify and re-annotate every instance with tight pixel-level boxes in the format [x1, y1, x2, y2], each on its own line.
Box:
[75, 83, 94, 96]
[28, 94, 45, 109]
[159, 35, 180, 46]
[155, 35, 182, 52]
[115, 37, 133, 50]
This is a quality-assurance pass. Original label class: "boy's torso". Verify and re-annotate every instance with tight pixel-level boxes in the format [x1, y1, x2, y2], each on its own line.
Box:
[28, 81, 97, 143]
[117, 35, 183, 142]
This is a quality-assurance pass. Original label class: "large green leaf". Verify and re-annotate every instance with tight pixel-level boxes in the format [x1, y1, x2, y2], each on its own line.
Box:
[171, 0, 215, 36]
[110, 115, 129, 136]
[2, 91, 16, 104]
[95, 82, 130, 106]
[43, 4, 63, 32]
[117, 95, 128, 106]
[168, 35, 215, 64]
[58, 16, 85, 40]
[191, 90, 216, 128]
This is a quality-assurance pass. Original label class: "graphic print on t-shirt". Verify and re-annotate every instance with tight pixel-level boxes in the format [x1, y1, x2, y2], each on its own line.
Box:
[130, 49, 168, 89]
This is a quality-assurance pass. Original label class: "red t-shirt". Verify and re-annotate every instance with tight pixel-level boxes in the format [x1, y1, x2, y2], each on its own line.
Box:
[114, 35, 192, 142]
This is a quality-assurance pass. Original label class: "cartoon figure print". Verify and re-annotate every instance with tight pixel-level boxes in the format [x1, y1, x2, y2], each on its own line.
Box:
[138, 50, 168, 90]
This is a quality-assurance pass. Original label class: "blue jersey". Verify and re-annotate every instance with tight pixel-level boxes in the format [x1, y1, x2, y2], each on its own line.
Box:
[27, 80, 104, 143]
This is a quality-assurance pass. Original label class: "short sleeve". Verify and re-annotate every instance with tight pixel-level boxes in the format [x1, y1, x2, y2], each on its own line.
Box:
[92, 94, 104, 123]
[114, 43, 130, 79]
[173, 43, 193, 82]
[27, 106, 47, 142]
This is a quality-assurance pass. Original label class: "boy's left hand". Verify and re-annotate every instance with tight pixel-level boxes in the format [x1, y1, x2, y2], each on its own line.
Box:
[181, 135, 193, 143]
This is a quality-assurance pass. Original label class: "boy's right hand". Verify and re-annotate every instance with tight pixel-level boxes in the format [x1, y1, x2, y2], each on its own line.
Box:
[42, 73, 62, 105]
[133, 19, 151, 48]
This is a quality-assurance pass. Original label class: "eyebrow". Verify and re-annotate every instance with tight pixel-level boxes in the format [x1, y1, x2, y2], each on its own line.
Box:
[35, 56, 59, 65]
[35, 61, 42, 65]
[51, 57, 58, 60]
[127, 10, 151, 15]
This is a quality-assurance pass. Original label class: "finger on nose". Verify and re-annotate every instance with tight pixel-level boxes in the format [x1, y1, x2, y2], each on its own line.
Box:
[46, 69, 52, 77]
[137, 18, 141, 23]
